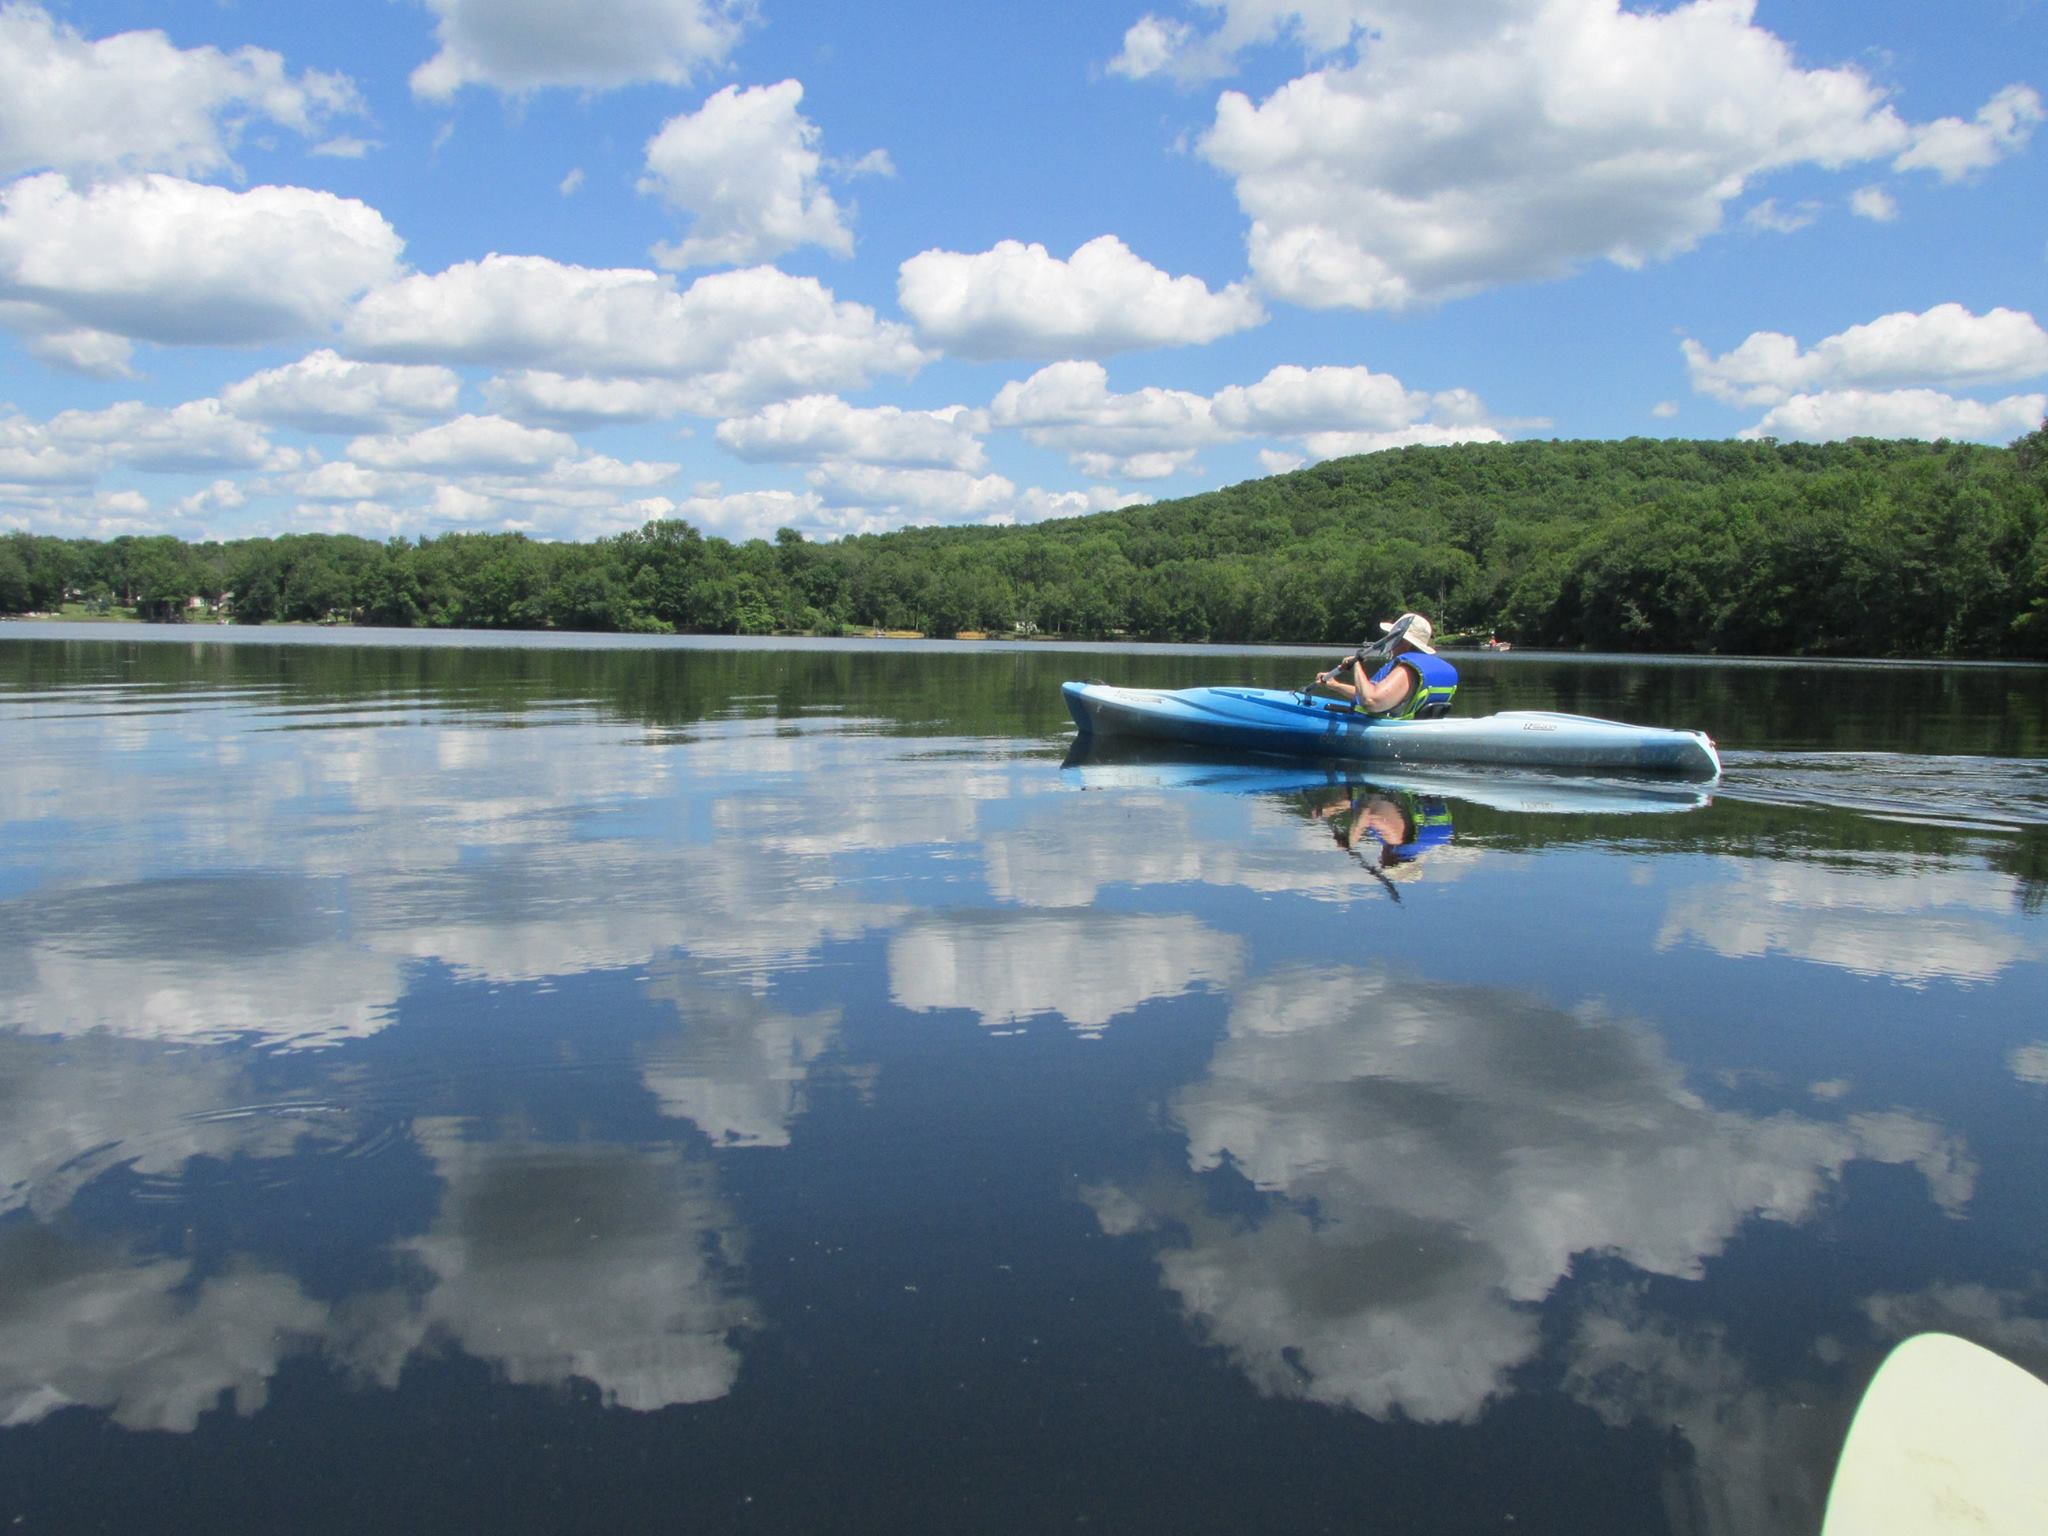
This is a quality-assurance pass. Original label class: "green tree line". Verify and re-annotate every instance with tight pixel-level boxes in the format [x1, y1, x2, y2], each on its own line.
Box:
[6, 430, 2046, 656]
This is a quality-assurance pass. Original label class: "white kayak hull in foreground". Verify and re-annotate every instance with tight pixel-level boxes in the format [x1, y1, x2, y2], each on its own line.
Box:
[1823, 1332, 2048, 1535]
[1063, 681, 1722, 780]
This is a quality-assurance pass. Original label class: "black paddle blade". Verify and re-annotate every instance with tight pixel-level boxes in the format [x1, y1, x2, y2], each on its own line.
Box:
[1359, 614, 1414, 658]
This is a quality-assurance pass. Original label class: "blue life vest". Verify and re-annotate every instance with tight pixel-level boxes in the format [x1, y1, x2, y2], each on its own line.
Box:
[1386, 797, 1455, 859]
[1365, 651, 1459, 719]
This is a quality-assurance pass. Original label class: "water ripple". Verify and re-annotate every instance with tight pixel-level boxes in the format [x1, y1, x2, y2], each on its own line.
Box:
[1718, 751, 2048, 831]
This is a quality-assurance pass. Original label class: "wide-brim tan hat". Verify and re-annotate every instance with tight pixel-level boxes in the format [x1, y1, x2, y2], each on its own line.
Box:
[1380, 612, 1437, 653]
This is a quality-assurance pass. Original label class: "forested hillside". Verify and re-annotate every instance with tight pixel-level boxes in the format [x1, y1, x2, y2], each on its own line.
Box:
[6, 432, 2046, 657]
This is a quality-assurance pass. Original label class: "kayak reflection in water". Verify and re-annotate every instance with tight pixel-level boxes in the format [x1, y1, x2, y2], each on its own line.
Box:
[1309, 788, 1454, 896]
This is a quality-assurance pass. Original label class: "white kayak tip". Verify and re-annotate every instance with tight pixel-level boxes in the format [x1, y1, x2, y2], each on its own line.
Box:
[1822, 1332, 2048, 1535]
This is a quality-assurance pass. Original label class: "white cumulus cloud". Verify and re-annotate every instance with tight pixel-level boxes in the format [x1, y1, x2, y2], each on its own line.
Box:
[1182, 0, 2034, 310]
[223, 350, 462, 433]
[482, 372, 700, 429]
[1108, 14, 1195, 80]
[1, 399, 280, 487]
[807, 463, 1020, 527]
[1298, 421, 1507, 459]
[46, 398, 278, 473]
[0, 300, 137, 377]
[1684, 304, 2048, 442]
[659, 465, 1135, 540]
[1684, 304, 2048, 407]
[1893, 84, 2044, 182]
[1741, 389, 2047, 445]
[286, 460, 409, 503]
[716, 395, 989, 470]
[346, 414, 578, 473]
[641, 80, 858, 269]
[1212, 362, 1427, 433]
[898, 234, 1265, 360]
[346, 256, 927, 413]
[0, 3, 364, 180]
[1741, 198, 1820, 235]
[272, 450, 680, 541]
[0, 173, 404, 349]
[1110, 0, 1368, 82]
[410, 0, 749, 100]
[661, 485, 828, 543]
[990, 360, 1221, 478]
[1012, 485, 1148, 524]
[0, 412, 101, 487]
[290, 499, 408, 538]
[991, 358, 1501, 477]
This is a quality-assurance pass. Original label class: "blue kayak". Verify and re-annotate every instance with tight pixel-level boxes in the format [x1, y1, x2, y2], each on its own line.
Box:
[1063, 681, 1722, 779]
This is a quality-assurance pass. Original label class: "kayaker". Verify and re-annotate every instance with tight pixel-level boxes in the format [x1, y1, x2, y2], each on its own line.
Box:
[1313, 612, 1459, 719]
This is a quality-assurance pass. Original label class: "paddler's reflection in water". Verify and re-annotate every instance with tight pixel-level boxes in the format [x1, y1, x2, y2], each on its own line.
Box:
[1308, 789, 1454, 894]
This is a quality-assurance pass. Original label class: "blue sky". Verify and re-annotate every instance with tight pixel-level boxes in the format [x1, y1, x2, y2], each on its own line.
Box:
[0, 0, 2043, 545]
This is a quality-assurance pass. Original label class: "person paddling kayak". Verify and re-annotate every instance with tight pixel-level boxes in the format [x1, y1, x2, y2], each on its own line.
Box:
[1313, 612, 1460, 720]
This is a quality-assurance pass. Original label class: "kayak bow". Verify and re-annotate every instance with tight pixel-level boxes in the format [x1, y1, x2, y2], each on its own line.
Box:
[1823, 1333, 2048, 1535]
[1063, 681, 1721, 780]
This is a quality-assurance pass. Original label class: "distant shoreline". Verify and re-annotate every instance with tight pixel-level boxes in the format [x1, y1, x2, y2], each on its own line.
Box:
[7, 432, 2044, 660]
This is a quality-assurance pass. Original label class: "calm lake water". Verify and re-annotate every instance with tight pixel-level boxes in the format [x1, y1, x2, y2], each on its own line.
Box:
[2, 625, 2045, 1534]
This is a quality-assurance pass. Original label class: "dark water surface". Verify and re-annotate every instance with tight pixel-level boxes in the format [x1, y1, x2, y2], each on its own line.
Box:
[3, 627, 2045, 1534]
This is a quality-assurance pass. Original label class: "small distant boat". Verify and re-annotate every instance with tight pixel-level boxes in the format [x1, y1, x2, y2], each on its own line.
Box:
[1063, 681, 1721, 779]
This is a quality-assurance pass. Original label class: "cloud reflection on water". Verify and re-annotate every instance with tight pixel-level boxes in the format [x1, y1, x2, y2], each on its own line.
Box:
[979, 784, 1475, 910]
[0, 1033, 344, 1219]
[890, 910, 1244, 1031]
[0, 1125, 757, 1431]
[0, 708, 929, 1046]
[4, 643, 2043, 1528]
[1088, 965, 1973, 1423]
[641, 955, 844, 1146]
[336, 1122, 755, 1413]
[1561, 1273, 2048, 1536]
[0, 1231, 325, 1433]
[1659, 854, 2041, 984]
[0, 699, 937, 1429]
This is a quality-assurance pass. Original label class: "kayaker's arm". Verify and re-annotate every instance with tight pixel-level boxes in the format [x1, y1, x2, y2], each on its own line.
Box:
[1357, 660, 1417, 714]
[1312, 658, 1355, 699]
